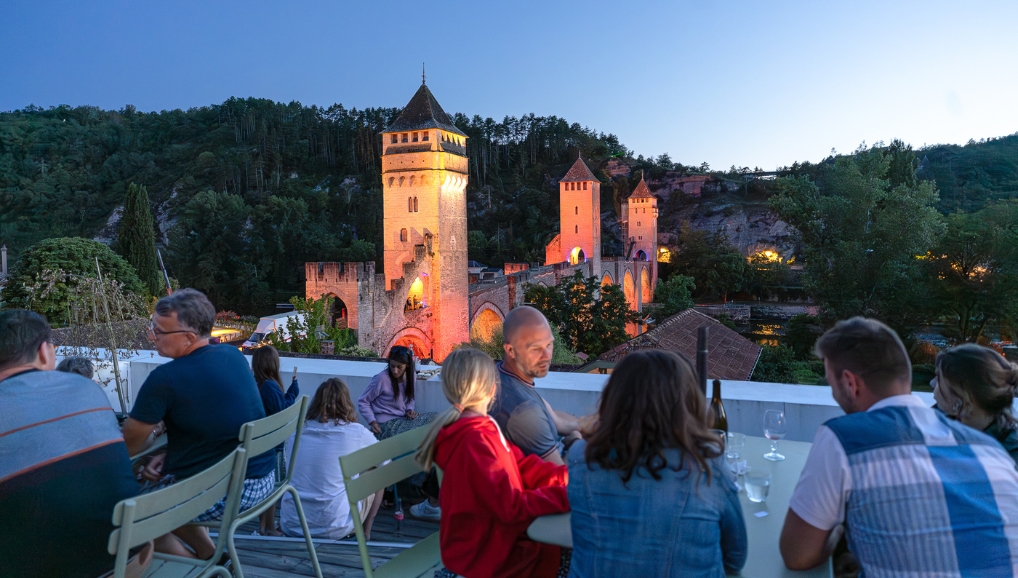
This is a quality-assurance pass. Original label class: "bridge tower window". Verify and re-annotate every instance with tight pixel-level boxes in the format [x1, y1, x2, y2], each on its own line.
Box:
[400, 228, 408, 242]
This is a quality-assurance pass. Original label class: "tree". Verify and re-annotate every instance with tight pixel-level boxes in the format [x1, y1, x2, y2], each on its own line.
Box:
[117, 182, 160, 295]
[769, 149, 945, 334]
[2, 237, 145, 324]
[672, 223, 747, 301]
[926, 207, 1018, 342]
[168, 190, 263, 312]
[524, 271, 636, 356]
[655, 274, 696, 318]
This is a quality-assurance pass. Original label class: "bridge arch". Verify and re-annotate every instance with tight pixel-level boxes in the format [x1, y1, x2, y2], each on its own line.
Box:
[640, 268, 652, 305]
[600, 272, 614, 287]
[470, 303, 505, 345]
[387, 327, 433, 360]
[636, 249, 648, 261]
[323, 293, 350, 329]
[623, 270, 637, 311]
[569, 247, 585, 265]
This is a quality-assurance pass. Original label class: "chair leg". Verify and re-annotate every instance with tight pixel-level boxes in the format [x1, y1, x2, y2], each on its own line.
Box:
[287, 485, 324, 578]
[225, 523, 245, 578]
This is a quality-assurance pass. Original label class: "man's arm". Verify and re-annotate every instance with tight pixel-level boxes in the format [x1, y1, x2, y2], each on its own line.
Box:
[122, 417, 158, 456]
[541, 398, 587, 435]
[780, 508, 834, 570]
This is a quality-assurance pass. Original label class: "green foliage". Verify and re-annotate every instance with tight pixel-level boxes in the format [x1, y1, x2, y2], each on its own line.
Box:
[267, 294, 367, 355]
[671, 224, 747, 301]
[751, 345, 825, 385]
[769, 148, 945, 335]
[925, 204, 1018, 342]
[918, 133, 1018, 213]
[2, 237, 145, 324]
[118, 183, 160, 295]
[654, 274, 696, 318]
[784, 314, 824, 359]
[524, 271, 636, 357]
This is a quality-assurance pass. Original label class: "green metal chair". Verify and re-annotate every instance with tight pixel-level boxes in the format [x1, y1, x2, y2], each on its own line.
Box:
[198, 395, 322, 578]
[106, 448, 247, 578]
[340, 425, 443, 578]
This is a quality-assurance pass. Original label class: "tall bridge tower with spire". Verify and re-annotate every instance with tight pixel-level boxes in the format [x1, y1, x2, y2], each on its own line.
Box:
[378, 79, 470, 360]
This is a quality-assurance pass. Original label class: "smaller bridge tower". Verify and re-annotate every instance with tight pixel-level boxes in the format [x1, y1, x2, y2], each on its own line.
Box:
[545, 156, 601, 277]
[621, 173, 658, 302]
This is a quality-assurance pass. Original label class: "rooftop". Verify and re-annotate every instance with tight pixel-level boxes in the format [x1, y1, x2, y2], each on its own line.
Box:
[559, 157, 599, 183]
[384, 83, 466, 137]
[628, 174, 654, 199]
[599, 309, 763, 381]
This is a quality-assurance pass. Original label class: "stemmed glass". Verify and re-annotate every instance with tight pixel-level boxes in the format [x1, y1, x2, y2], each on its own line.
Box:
[763, 410, 787, 461]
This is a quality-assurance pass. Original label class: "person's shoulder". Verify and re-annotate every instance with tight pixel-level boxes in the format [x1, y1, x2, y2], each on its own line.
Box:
[259, 379, 281, 391]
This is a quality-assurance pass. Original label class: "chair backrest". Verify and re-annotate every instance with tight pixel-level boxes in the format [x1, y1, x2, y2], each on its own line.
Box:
[339, 424, 430, 503]
[238, 395, 309, 486]
[108, 448, 247, 576]
[339, 426, 432, 578]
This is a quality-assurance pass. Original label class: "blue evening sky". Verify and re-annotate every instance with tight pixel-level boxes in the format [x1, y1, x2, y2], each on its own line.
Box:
[2, 0, 1016, 170]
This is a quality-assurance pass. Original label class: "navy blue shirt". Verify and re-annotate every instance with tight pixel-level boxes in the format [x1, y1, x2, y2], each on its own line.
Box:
[131, 344, 275, 479]
[258, 378, 300, 416]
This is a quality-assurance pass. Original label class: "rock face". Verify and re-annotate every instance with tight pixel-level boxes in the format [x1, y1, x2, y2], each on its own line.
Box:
[659, 202, 799, 259]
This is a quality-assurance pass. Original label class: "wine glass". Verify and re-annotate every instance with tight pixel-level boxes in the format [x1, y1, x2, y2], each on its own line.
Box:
[763, 410, 787, 461]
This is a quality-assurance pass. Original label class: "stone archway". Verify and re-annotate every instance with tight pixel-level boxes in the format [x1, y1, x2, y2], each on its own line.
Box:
[636, 249, 648, 261]
[601, 272, 614, 287]
[623, 270, 637, 311]
[470, 305, 504, 345]
[387, 327, 433, 360]
[569, 247, 585, 265]
[326, 294, 349, 329]
[640, 268, 652, 305]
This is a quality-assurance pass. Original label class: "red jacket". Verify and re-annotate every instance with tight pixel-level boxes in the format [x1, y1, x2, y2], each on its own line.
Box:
[433, 415, 569, 578]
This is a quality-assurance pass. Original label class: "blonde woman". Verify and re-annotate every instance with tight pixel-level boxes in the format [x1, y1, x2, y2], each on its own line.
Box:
[416, 347, 570, 578]
[933, 343, 1018, 463]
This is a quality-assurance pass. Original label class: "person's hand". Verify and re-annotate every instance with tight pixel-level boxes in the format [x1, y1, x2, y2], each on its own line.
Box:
[562, 430, 583, 450]
[141, 453, 166, 482]
[369, 421, 382, 435]
[406, 409, 419, 420]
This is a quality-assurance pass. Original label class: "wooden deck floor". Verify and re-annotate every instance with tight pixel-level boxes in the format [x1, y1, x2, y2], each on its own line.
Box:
[226, 505, 440, 577]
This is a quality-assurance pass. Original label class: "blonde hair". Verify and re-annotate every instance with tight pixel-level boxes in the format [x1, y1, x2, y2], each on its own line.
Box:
[415, 347, 498, 470]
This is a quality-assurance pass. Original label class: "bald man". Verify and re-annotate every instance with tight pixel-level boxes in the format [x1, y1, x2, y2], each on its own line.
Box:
[491, 306, 585, 465]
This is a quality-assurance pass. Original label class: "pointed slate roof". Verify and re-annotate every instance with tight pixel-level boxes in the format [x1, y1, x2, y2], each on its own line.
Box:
[628, 174, 654, 199]
[560, 157, 598, 183]
[384, 83, 466, 136]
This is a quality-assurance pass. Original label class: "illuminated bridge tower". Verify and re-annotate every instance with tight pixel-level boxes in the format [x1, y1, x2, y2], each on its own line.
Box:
[380, 81, 470, 361]
[545, 156, 601, 277]
[621, 173, 658, 302]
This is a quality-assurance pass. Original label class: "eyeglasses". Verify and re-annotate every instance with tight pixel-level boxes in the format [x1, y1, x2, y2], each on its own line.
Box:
[148, 320, 195, 337]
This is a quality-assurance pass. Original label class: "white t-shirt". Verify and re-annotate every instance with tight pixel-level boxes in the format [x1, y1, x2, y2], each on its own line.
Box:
[787, 395, 928, 547]
[280, 419, 378, 539]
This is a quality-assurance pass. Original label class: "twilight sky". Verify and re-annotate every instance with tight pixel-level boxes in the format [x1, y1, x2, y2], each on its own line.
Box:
[2, 0, 1016, 170]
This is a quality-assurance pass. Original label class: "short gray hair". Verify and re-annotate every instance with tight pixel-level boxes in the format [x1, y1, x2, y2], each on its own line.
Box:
[154, 289, 216, 337]
[56, 357, 95, 379]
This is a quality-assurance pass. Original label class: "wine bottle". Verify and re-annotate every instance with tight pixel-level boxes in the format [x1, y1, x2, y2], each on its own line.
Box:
[708, 379, 728, 433]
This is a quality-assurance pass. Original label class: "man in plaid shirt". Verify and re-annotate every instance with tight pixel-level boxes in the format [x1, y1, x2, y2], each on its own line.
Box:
[781, 317, 1018, 576]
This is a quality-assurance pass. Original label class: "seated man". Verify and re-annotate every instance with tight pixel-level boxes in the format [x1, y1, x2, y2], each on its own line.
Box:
[780, 317, 1018, 575]
[491, 306, 585, 465]
[0, 310, 140, 578]
[122, 289, 276, 560]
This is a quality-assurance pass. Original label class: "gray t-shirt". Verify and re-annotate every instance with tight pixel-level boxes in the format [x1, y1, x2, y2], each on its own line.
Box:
[491, 362, 559, 458]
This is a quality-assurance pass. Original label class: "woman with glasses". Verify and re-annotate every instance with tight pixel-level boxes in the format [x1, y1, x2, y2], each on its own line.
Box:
[357, 345, 440, 519]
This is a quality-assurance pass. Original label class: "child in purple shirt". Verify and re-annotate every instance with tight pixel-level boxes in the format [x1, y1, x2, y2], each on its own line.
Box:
[356, 345, 440, 519]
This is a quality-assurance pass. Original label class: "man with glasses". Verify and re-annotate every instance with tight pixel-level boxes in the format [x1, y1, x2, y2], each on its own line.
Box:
[122, 289, 276, 560]
[0, 309, 139, 577]
[780, 317, 1018, 575]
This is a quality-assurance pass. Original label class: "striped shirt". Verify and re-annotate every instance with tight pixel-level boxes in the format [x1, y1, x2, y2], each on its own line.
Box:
[0, 369, 138, 577]
[790, 394, 1018, 577]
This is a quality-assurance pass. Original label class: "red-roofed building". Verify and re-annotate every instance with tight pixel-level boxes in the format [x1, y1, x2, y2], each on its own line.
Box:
[598, 308, 762, 381]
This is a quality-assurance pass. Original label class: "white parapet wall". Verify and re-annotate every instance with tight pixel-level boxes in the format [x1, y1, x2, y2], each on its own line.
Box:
[80, 348, 935, 442]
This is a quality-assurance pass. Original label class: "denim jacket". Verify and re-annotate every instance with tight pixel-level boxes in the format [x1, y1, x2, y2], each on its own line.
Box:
[567, 440, 748, 578]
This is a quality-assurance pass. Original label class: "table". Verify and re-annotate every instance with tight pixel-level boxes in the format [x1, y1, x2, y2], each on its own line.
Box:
[527, 435, 832, 578]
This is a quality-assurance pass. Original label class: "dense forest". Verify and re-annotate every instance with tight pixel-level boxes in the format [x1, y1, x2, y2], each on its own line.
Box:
[1, 97, 1017, 319]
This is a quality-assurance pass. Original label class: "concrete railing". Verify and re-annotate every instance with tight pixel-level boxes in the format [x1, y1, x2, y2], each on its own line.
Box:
[65, 348, 936, 443]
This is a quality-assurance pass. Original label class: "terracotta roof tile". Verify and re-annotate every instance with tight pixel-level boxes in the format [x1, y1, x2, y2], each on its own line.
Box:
[560, 157, 598, 183]
[597, 309, 762, 380]
[628, 175, 654, 199]
[384, 83, 466, 137]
